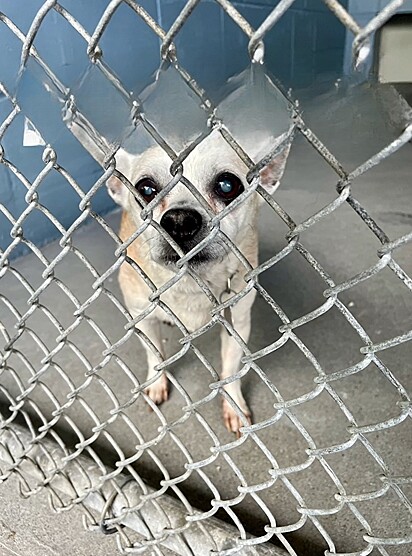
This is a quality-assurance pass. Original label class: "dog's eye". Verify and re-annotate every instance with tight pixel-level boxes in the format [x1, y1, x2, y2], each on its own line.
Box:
[213, 173, 244, 203]
[135, 178, 158, 203]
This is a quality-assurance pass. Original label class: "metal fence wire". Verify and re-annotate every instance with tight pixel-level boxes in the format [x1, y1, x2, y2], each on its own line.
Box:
[0, 1, 411, 555]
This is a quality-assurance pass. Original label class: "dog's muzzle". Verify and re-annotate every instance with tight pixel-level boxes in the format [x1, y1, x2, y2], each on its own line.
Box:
[157, 208, 214, 266]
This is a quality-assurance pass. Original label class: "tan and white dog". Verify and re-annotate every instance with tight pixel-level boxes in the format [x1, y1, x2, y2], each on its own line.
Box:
[71, 122, 289, 434]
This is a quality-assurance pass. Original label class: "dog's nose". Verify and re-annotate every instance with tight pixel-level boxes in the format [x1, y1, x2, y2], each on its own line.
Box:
[160, 208, 203, 244]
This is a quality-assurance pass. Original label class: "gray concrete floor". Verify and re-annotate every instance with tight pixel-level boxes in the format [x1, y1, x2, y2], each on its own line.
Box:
[0, 83, 411, 555]
[0, 475, 120, 556]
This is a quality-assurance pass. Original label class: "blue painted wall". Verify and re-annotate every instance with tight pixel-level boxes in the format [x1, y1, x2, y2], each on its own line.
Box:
[1, 0, 350, 257]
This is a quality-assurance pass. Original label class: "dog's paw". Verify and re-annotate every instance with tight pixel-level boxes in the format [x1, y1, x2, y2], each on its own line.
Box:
[222, 399, 252, 437]
[145, 374, 169, 406]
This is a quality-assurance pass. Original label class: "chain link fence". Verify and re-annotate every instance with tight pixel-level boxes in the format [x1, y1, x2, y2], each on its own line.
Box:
[0, 1, 411, 555]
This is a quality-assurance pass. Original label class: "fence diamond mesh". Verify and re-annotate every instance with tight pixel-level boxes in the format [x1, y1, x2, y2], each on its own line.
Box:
[0, 1, 411, 555]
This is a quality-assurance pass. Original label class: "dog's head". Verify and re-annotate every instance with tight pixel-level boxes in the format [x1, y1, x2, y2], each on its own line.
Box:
[104, 131, 290, 268]
[68, 114, 290, 269]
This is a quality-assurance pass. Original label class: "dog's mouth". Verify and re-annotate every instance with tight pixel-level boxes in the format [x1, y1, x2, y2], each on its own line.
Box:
[157, 245, 215, 268]
[154, 238, 222, 268]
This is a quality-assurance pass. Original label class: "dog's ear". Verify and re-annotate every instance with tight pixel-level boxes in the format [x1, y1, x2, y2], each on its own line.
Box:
[105, 149, 132, 209]
[106, 174, 129, 207]
[67, 118, 130, 208]
[258, 143, 291, 195]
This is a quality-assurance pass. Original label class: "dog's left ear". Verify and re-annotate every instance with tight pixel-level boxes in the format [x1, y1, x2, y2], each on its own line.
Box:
[258, 143, 291, 195]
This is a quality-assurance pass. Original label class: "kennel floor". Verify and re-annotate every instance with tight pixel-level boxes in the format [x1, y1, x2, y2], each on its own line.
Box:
[1, 87, 411, 556]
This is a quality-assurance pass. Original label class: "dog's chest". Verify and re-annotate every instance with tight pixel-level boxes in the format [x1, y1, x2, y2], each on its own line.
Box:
[119, 257, 234, 332]
[159, 280, 217, 332]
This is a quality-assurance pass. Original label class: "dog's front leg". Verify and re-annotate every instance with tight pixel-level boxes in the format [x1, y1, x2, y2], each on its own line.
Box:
[136, 318, 169, 405]
[220, 289, 256, 435]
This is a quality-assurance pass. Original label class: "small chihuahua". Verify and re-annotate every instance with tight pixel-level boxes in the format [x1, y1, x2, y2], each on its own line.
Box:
[71, 121, 289, 434]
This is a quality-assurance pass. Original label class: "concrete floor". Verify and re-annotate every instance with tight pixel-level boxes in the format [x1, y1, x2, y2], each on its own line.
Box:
[0, 475, 121, 556]
[0, 82, 411, 555]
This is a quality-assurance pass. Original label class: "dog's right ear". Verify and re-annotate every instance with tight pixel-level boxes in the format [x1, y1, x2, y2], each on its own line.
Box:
[68, 118, 129, 208]
[105, 162, 130, 208]
[106, 148, 135, 208]
[105, 175, 128, 207]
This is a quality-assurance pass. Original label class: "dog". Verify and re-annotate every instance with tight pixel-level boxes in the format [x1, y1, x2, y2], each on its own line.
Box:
[69, 110, 290, 435]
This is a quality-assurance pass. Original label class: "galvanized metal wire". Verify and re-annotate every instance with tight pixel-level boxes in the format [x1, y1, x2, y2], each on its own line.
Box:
[0, 1, 411, 555]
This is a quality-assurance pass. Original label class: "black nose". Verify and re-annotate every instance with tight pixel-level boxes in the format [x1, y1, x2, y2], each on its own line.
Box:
[160, 208, 203, 245]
